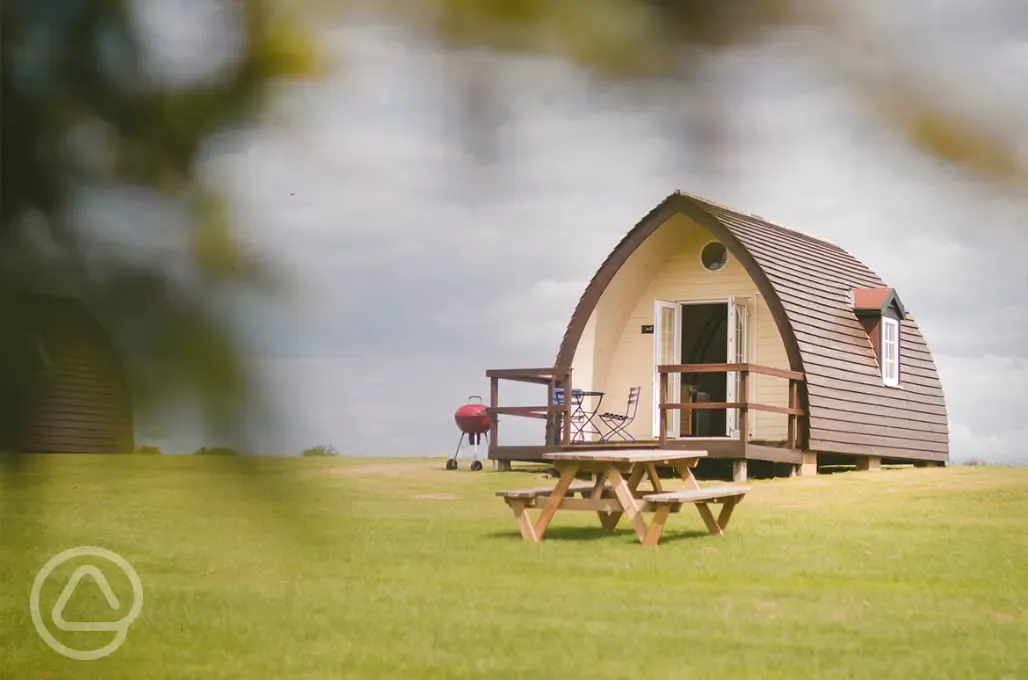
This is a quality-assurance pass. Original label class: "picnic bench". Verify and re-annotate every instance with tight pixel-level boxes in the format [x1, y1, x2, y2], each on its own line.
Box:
[496, 449, 751, 546]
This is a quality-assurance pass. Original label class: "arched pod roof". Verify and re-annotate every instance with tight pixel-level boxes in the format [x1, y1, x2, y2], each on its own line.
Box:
[555, 191, 948, 463]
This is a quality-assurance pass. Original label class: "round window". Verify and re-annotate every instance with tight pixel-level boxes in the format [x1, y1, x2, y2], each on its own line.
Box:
[700, 241, 728, 272]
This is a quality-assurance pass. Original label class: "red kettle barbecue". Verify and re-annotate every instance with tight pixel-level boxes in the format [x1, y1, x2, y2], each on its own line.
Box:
[448, 395, 490, 471]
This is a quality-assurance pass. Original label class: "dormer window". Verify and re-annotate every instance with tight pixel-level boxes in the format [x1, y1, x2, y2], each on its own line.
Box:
[880, 317, 900, 387]
[852, 287, 906, 388]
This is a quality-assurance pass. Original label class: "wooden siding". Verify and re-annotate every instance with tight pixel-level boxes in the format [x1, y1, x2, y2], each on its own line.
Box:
[582, 213, 791, 442]
[571, 310, 597, 394]
[4, 291, 134, 453]
[574, 217, 683, 393]
[752, 294, 790, 441]
[690, 196, 949, 461]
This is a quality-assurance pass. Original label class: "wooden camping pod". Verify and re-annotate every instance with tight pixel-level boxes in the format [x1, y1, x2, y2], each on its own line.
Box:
[554, 191, 948, 463]
[0, 289, 134, 453]
[485, 190, 949, 472]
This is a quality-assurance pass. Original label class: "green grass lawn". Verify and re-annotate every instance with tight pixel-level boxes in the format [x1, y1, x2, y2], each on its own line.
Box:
[2, 455, 1027, 679]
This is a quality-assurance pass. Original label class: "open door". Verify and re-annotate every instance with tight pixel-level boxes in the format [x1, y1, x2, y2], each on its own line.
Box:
[726, 296, 750, 438]
[652, 300, 681, 438]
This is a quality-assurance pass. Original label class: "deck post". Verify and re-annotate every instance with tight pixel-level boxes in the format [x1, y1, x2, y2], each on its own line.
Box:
[489, 376, 499, 457]
[732, 459, 748, 483]
[787, 379, 798, 449]
[798, 451, 817, 476]
[545, 375, 556, 446]
[738, 371, 749, 444]
[856, 456, 881, 471]
[658, 371, 668, 446]
[561, 369, 572, 447]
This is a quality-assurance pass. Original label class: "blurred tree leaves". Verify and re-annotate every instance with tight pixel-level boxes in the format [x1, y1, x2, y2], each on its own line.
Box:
[1, 0, 323, 457]
[868, 86, 1027, 188]
[371, 0, 1027, 189]
[423, 0, 805, 67]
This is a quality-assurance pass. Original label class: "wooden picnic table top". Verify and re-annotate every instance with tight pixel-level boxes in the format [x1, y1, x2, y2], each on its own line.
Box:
[542, 449, 707, 464]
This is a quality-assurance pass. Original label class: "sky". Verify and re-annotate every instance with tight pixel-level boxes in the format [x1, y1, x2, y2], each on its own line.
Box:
[125, 4, 1028, 464]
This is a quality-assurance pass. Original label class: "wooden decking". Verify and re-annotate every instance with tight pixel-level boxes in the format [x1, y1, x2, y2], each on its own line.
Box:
[491, 439, 803, 464]
[484, 363, 807, 468]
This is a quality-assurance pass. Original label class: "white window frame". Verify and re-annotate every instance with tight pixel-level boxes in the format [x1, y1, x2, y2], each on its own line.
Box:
[880, 317, 900, 387]
[698, 241, 729, 273]
[726, 296, 750, 438]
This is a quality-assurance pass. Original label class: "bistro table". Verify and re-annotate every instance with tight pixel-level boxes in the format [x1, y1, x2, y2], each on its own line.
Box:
[570, 390, 605, 442]
[495, 449, 750, 546]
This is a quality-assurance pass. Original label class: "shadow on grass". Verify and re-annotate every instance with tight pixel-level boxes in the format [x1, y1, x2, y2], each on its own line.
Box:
[488, 526, 712, 543]
[656, 529, 719, 543]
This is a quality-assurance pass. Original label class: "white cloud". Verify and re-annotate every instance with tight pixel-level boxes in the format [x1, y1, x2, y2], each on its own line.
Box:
[949, 422, 1028, 466]
[935, 355, 1028, 453]
[475, 278, 587, 350]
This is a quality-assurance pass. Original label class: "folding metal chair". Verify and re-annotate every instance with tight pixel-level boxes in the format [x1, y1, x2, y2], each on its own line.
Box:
[598, 386, 641, 442]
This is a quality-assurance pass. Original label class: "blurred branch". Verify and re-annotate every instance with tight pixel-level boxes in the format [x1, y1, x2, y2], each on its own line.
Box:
[1, 0, 325, 463]
[354, 0, 1028, 194]
[865, 84, 1027, 188]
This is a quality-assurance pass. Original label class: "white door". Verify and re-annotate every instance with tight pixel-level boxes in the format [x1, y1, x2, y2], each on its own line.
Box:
[652, 300, 681, 438]
[726, 297, 750, 437]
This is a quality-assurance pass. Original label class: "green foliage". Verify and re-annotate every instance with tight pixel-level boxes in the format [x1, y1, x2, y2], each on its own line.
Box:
[193, 445, 240, 456]
[300, 444, 340, 457]
[0, 0, 324, 455]
[135, 444, 163, 455]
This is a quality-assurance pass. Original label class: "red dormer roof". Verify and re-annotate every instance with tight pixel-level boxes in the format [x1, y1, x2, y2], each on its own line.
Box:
[852, 287, 907, 320]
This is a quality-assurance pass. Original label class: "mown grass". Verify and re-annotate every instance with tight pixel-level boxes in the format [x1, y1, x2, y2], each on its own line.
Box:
[1, 455, 1027, 679]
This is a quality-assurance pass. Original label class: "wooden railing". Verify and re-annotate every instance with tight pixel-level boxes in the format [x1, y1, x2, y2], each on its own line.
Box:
[485, 367, 574, 457]
[657, 363, 806, 449]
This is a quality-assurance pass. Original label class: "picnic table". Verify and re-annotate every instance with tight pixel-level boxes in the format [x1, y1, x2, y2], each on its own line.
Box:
[496, 449, 750, 546]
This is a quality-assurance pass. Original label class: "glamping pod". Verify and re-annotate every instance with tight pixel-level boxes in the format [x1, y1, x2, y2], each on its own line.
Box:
[484, 191, 948, 477]
[0, 289, 134, 453]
